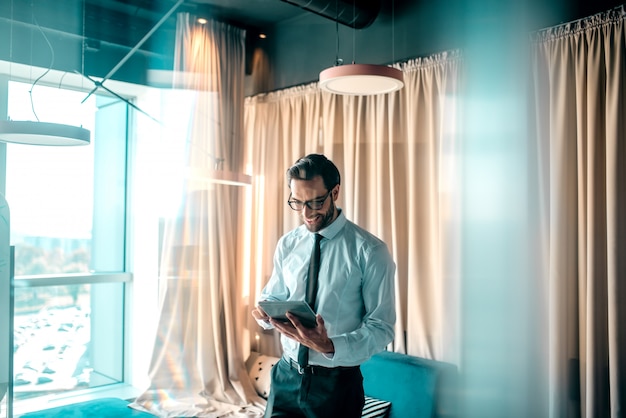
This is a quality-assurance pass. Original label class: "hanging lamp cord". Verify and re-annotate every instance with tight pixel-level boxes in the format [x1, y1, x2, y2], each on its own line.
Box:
[28, 15, 55, 122]
[352, 0, 356, 64]
[335, 0, 342, 66]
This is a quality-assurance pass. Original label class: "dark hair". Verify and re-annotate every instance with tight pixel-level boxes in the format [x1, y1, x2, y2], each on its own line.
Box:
[286, 154, 341, 190]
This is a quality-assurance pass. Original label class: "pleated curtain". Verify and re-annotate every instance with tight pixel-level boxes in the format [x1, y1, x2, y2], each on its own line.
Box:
[530, 6, 626, 417]
[131, 13, 265, 418]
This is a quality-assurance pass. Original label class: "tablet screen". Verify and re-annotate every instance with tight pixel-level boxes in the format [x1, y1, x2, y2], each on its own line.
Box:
[259, 300, 317, 328]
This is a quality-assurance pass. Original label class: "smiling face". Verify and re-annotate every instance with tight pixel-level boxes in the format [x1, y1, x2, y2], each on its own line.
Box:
[289, 175, 339, 232]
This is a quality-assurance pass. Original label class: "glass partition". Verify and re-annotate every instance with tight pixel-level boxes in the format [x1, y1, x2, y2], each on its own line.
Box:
[3, 79, 130, 412]
[0, 194, 12, 418]
[12, 281, 125, 401]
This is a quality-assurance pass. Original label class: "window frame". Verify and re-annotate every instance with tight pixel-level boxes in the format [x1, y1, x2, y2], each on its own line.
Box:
[1, 73, 135, 410]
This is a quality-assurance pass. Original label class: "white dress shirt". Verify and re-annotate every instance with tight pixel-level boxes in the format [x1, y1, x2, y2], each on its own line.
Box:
[260, 209, 396, 367]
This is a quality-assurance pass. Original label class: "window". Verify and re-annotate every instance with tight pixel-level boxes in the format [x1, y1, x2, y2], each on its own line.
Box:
[2, 80, 129, 406]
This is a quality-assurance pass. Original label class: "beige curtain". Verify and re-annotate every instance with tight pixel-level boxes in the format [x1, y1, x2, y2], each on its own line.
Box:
[131, 14, 264, 418]
[531, 6, 626, 417]
[243, 51, 462, 364]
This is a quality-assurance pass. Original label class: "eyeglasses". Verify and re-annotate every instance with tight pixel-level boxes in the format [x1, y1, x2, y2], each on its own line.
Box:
[288, 189, 332, 211]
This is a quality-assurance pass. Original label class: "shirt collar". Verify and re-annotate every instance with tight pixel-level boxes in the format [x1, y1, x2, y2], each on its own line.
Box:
[316, 208, 345, 240]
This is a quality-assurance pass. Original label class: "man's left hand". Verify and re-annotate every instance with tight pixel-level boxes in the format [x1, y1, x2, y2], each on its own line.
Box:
[270, 313, 335, 354]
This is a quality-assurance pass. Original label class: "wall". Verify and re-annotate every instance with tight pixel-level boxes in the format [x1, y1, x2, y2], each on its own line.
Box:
[247, 0, 625, 94]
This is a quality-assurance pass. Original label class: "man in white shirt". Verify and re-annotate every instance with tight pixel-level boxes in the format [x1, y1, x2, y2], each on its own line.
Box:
[252, 154, 396, 418]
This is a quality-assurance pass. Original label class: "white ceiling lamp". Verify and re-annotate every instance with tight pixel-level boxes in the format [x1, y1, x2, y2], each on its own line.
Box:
[318, 0, 403, 96]
[1, 0, 91, 147]
[0, 120, 90, 146]
[319, 64, 403, 95]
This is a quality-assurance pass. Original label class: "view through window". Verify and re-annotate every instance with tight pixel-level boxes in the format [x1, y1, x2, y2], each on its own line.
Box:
[5, 80, 128, 403]
[7, 83, 95, 276]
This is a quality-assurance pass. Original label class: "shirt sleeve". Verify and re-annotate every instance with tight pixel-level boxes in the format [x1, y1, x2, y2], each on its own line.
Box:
[255, 236, 291, 329]
[329, 242, 396, 365]
[259, 236, 291, 302]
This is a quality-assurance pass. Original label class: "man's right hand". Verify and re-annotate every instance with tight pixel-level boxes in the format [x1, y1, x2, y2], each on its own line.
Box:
[252, 305, 272, 329]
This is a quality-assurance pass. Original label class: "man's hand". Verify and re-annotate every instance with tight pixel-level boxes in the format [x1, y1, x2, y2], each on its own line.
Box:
[271, 313, 335, 354]
[251, 305, 272, 329]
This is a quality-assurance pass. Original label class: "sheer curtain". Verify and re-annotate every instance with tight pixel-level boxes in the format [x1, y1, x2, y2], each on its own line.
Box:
[131, 14, 264, 418]
[243, 51, 462, 364]
[530, 6, 626, 417]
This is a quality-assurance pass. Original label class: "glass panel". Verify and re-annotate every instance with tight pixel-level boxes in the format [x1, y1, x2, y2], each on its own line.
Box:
[0, 198, 11, 418]
[12, 282, 124, 401]
[5, 81, 96, 275]
[5, 79, 129, 411]
[5, 81, 128, 275]
[91, 96, 128, 273]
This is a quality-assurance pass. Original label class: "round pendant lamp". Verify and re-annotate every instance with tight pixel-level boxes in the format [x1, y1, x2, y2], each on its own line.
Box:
[0, 120, 91, 146]
[319, 64, 404, 95]
[317, 0, 403, 96]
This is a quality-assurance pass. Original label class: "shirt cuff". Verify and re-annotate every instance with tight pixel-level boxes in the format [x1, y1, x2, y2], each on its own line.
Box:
[255, 318, 273, 330]
[327, 336, 346, 363]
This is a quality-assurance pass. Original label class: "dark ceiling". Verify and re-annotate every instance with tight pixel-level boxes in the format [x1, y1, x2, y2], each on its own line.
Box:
[2, 0, 625, 94]
[72, 0, 626, 51]
[0, 0, 312, 88]
[81, 0, 305, 39]
[3, 0, 383, 53]
[0, 0, 391, 88]
[39, 0, 310, 53]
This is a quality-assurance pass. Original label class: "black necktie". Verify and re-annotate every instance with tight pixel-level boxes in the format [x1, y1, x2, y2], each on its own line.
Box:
[297, 233, 322, 367]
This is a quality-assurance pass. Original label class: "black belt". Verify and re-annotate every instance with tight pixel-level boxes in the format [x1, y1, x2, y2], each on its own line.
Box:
[286, 356, 359, 376]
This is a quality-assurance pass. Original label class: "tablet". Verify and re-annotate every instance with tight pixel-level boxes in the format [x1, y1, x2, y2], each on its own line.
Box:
[258, 300, 317, 328]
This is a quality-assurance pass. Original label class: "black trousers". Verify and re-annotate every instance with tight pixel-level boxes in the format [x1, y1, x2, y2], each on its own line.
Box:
[264, 357, 365, 418]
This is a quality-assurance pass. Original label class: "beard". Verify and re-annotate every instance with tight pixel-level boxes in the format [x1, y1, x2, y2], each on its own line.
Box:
[302, 199, 336, 232]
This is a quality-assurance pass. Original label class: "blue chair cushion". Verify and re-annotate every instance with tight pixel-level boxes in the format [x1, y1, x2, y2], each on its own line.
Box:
[19, 397, 154, 418]
[361, 351, 457, 418]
